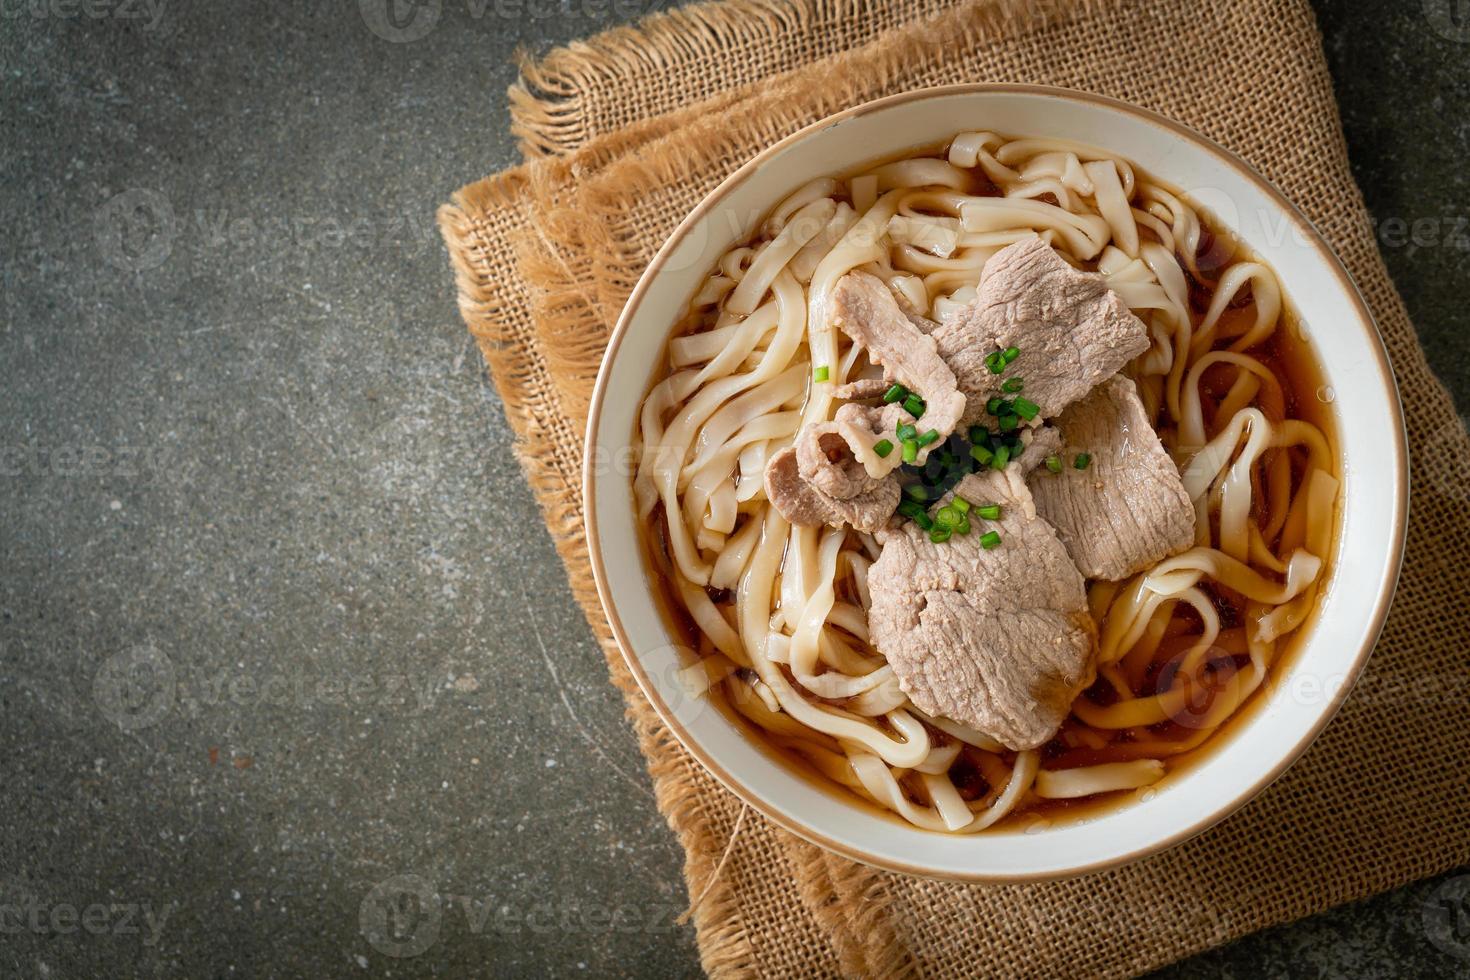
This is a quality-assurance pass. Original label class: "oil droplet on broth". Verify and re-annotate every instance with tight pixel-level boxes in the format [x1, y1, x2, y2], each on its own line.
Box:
[1317, 385, 1336, 404]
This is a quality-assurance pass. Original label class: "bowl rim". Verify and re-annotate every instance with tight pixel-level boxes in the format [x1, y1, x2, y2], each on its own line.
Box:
[582, 82, 1408, 882]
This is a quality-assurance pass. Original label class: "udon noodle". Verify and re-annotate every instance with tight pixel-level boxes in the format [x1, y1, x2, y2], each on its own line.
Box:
[633, 132, 1338, 833]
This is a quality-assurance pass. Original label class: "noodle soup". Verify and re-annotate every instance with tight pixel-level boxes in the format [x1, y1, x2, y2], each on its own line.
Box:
[631, 131, 1339, 836]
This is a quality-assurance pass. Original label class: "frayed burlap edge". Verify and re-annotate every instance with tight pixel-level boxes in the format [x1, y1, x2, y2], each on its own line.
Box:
[507, 0, 1091, 161]
[510, 0, 884, 158]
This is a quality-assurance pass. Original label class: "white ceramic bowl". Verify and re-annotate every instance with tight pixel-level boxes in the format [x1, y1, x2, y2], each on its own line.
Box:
[585, 85, 1406, 881]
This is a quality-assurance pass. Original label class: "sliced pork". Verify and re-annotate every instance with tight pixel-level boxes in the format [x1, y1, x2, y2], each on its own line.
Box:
[830, 377, 891, 401]
[867, 468, 1096, 750]
[764, 271, 968, 531]
[1030, 375, 1195, 580]
[933, 238, 1149, 425]
[764, 445, 899, 533]
[794, 403, 907, 500]
[1013, 424, 1062, 474]
[830, 271, 965, 438]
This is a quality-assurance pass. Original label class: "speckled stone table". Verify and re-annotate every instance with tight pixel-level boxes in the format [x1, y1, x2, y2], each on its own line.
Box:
[1, 2, 1467, 976]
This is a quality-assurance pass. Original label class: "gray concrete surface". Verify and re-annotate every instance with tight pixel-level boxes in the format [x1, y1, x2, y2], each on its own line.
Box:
[0, 1, 1466, 977]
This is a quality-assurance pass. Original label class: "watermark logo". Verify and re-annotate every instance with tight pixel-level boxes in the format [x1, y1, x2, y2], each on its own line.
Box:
[1423, 0, 1470, 42]
[358, 0, 441, 42]
[95, 188, 176, 272]
[1424, 874, 1470, 961]
[360, 874, 442, 959]
[93, 645, 176, 732]
[1155, 645, 1239, 730]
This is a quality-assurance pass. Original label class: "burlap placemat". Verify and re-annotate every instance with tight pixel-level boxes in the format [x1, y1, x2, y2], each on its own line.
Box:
[440, 1, 1470, 975]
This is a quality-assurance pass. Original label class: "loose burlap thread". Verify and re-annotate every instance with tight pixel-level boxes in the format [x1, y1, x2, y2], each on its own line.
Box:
[439, 0, 1470, 975]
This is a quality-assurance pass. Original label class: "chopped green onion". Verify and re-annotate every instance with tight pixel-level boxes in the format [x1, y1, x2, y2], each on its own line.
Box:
[955, 516, 971, 535]
[951, 497, 971, 514]
[882, 383, 908, 404]
[968, 425, 990, 445]
[936, 505, 960, 528]
[896, 422, 918, 442]
[916, 429, 941, 447]
[980, 530, 1002, 550]
[903, 483, 930, 502]
[897, 500, 926, 521]
[997, 413, 1019, 433]
[976, 503, 1001, 521]
[1001, 377, 1024, 393]
[1044, 454, 1063, 474]
[901, 439, 919, 464]
[929, 527, 952, 544]
[990, 444, 1010, 470]
[903, 394, 926, 418]
[970, 444, 993, 466]
[1013, 397, 1040, 421]
[873, 438, 894, 458]
[1074, 452, 1092, 470]
[813, 365, 829, 383]
[985, 397, 1003, 415]
[914, 512, 935, 531]
[984, 351, 1006, 374]
[1002, 345, 1020, 364]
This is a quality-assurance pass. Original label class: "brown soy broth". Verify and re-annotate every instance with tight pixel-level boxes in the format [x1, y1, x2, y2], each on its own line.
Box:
[1012, 220, 1341, 831]
[632, 141, 1342, 833]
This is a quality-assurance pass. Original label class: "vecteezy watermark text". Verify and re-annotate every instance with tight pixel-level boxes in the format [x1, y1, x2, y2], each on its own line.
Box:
[0, 442, 173, 478]
[356, 0, 667, 43]
[359, 874, 683, 959]
[0, 897, 172, 947]
[95, 189, 441, 273]
[1372, 214, 1470, 251]
[93, 646, 454, 731]
[0, 0, 167, 30]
